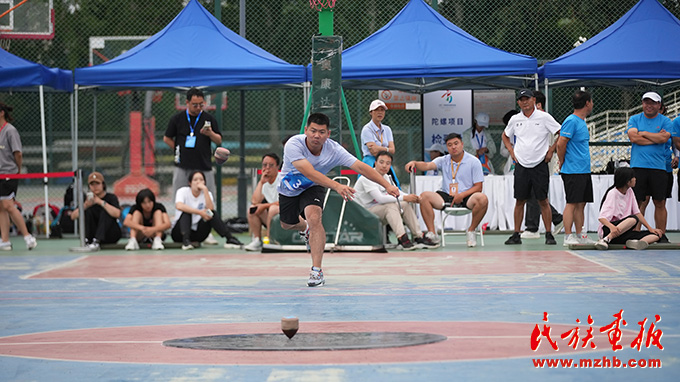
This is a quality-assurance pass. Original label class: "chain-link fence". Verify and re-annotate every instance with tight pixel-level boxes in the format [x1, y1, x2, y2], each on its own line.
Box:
[2, 0, 680, 224]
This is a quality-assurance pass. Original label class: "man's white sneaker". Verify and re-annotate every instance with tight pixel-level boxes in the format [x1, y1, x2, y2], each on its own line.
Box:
[466, 231, 477, 247]
[307, 268, 325, 287]
[203, 233, 218, 245]
[521, 231, 541, 239]
[0, 241, 12, 251]
[594, 239, 609, 250]
[87, 240, 100, 251]
[578, 234, 595, 245]
[125, 237, 140, 251]
[24, 235, 37, 250]
[625, 239, 649, 250]
[563, 233, 580, 246]
[245, 237, 263, 252]
[552, 220, 565, 235]
[151, 237, 164, 250]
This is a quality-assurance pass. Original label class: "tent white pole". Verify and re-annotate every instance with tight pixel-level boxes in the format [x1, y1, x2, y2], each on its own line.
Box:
[39, 85, 50, 238]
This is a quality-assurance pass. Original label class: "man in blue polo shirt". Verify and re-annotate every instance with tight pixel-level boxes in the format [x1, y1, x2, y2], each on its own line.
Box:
[405, 132, 488, 248]
[627, 92, 673, 238]
[557, 90, 594, 246]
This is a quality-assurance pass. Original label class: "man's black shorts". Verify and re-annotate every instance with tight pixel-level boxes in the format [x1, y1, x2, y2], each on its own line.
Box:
[435, 190, 472, 210]
[632, 168, 667, 201]
[514, 162, 549, 201]
[561, 173, 593, 203]
[0, 179, 18, 199]
[278, 186, 325, 225]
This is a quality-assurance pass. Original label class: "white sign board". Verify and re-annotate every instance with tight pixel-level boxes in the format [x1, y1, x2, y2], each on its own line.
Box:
[422, 90, 472, 155]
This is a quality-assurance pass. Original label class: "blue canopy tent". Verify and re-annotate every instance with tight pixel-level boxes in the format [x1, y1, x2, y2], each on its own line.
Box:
[0, 48, 73, 236]
[540, 0, 680, 88]
[74, 0, 306, 89]
[311, 0, 538, 92]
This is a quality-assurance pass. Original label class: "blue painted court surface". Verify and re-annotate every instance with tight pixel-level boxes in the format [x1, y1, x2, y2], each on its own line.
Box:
[0, 233, 678, 381]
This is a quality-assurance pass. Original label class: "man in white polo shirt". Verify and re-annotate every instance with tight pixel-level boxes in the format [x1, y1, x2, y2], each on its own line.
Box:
[502, 89, 561, 245]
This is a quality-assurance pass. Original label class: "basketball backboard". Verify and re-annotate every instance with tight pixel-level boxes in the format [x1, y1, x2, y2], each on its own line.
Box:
[0, 0, 54, 40]
[88, 36, 150, 66]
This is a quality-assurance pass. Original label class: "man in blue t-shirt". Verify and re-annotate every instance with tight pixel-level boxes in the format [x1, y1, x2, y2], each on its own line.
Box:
[278, 113, 399, 287]
[626, 92, 673, 238]
[556, 90, 594, 246]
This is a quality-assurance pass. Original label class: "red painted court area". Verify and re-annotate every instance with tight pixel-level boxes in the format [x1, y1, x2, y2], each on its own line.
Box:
[0, 321, 627, 364]
[27, 251, 615, 279]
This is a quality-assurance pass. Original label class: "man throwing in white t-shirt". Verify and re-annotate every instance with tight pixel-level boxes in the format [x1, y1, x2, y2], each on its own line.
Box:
[278, 113, 400, 287]
[502, 89, 561, 245]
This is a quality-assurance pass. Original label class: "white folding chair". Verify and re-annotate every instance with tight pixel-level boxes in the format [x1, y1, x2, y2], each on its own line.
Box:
[439, 207, 484, 246]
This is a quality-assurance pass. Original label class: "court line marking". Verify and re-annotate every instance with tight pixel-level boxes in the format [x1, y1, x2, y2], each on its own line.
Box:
[658, 261, 680, 271]
[565, 250, 621, 273]
[20, 256, 89, 280]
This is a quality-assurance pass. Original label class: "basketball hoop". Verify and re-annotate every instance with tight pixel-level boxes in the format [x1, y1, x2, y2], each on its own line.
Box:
[309, 0, 336, 11]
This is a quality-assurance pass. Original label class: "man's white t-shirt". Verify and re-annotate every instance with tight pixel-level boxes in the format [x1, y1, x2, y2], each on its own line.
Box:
[261, 173, 281, 204]
[503, 108, 561, 168]
[277, 134, 357, 197]
[173, 187, 214, 230]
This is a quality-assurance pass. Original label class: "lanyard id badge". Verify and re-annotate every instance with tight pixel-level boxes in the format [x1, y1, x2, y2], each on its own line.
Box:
[185, 135, 197, 148]
[185, 109, 202, 149]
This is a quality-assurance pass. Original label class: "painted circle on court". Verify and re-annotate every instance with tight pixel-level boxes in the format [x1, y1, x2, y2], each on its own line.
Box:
[0, 321, 620, 364]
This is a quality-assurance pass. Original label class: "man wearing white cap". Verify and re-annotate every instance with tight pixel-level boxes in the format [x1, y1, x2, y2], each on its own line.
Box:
[361, 100, 400, 187]
[425, 143, 446, 176]
[462, 112, 497, 175]
[627, 91, 673, 238]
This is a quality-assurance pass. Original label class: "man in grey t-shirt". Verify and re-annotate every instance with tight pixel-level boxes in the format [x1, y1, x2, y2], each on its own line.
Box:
[278, 113, 399, 287]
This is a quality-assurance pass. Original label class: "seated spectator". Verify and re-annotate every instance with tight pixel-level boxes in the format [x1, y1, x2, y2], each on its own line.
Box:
[171, 170, 243, 250]
[245, 153, 282, 251]
[405, 133, 488, 248]
[424, 143, 446, 176]
[70, 172, 121, 250]
[355, 151, 424, 250]
[595, 167, 662, 250]
[462, 112, 497, 175]
[124, 188, 171, 250]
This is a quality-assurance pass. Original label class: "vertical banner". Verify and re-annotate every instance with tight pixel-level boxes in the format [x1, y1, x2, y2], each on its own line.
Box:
[422, 90, 473, 156]
[311, 36, 342, 142]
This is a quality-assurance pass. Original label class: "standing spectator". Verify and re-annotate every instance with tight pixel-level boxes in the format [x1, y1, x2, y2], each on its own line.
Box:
[164, 87, 222, 246]
[500, 110, 519, 175]
[70, 172, 122, 250]
[595, 167, 662, 250]
[124, 188, 171, 250]
[171, 171, 243, 250]
[424, 143, 446, 176]
[521, 91, 564, 239]
[405, 133, 488, 248]
[244, 153, 281, 251]
[502, 89, 561, 245]
[462, 112, 497, 175]
[355, 151, 424, 250]
[557, 90, 595, 246]
[361, 100, 400, 187]
[0, 102, 37, 251]
[626, 92, 673, 239]
[278, 113, 399, 287]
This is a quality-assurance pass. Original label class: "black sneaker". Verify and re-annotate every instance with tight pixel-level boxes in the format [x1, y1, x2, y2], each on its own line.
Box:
[505, 232, 522, 245]
[545, 232, 557, 245]
[224, 236, 243, 249]
[657, 234, 669, 244]
[397, 234, 416, 251]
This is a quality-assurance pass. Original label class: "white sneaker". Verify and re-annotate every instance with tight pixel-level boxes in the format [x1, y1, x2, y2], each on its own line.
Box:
[245, 237, 263, 252]
[24, 235, 37, 250]
[466, 231, 477, 247]
[625, 239, 649, 250]
[0, 241, 12, 251]
[521, 231, 541, 239]
[151, 237, 164, 250]
[181, 242, 194, 250]
[563, 233, 580, 246]
[578, 234, 595, 245]
[87, 240, 100, 251]
[203, 233, 218, 245]
[552, 220, 565, 235]
[307, 268, 325, 287]
[425, 231, 440, 244]
[125, 237, 139, 251]
[594, 239, 609, 250]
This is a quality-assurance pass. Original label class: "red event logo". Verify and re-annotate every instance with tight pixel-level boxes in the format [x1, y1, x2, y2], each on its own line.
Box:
[531, 310, 663, 352]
